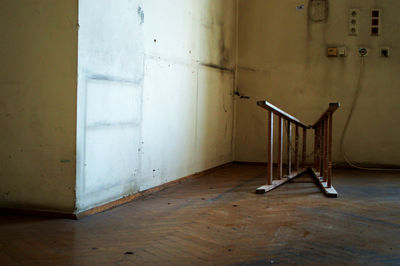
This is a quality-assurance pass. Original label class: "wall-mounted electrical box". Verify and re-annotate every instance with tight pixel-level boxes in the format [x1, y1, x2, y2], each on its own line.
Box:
[358, 47, 369, 57]
[380, 47, 390, 57]
[349, 9, 360, 36]
[309, 0, 329, 22]
[371, 9, 381, 36]
[338, 47, 347, 57]
[327, 46, 347, 57]
[327, 47, 337, 57]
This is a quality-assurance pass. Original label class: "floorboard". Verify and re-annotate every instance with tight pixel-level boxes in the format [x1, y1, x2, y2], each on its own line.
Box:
[1, 164, 400, 265]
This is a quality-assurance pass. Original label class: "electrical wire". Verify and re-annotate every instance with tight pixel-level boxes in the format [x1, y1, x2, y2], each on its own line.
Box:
[340, 56, 400, 171]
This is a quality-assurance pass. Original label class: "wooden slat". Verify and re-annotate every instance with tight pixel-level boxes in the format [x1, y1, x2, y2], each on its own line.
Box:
[309, 168, 338, 198]
[267, 111, 273, 185]
[320, 122, 324, 175]
[257, 100, 309, 128]
[323, 117, 329, 182]
[294, 124, 299, 171]
[302, 127, 307, 167]
[256, 168, 308, 194]
[286, 121, 292, 176]
[314, 125, 319, 171]
[277, 117, 283, 179]
[327, 112, 333, 188]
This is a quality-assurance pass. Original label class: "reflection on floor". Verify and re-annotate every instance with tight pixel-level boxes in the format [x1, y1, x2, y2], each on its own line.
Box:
[1, 164, 400, 265]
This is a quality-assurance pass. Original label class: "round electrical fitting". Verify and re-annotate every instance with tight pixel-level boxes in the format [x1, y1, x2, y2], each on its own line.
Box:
[358, 47, 368, 57]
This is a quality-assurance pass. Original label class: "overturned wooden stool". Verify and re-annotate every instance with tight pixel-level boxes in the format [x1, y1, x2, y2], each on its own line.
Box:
[255, 100, 340, 198]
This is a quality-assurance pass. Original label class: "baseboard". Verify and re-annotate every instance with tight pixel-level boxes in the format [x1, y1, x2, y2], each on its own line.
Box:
[332, 162, 400, 170]
[1, 162, 233, 220]
[75, 162, 234, 219]
[0, 207, 78, 220]
[234, 161, 400, 170]
[11, 160, 382, 220]
[233, 161, 267, 166]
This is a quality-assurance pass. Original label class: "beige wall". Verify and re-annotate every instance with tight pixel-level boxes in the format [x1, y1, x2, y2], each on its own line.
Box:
[5, 0, 399, 213]
[235, 0, 400, 166]
[0, 1, 78, 212]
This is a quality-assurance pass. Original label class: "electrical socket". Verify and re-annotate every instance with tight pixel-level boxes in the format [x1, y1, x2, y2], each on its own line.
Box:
[358, 47, 369, 57]
[349, 9, 360, 36]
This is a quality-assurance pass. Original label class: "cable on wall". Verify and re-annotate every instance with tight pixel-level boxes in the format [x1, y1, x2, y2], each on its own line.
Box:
[340, 56, 400, 171]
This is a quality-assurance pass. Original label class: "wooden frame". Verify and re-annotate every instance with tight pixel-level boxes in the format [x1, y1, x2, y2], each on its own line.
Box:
[256, 100, 340, 197]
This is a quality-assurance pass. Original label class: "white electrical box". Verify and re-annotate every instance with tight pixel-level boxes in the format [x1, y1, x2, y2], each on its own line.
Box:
[338, 47, 347, 57]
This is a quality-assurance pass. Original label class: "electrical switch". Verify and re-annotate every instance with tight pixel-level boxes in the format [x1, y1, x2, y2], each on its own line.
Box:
[327, 46, 346, 58]
[327, 47, 338, 57]
[380, 47, 390, 57]
[338, 47, 347, 57]
[371, 9, 381, 36]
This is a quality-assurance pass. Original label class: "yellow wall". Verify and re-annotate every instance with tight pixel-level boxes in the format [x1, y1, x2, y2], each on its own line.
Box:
[235, 0, 400, 166]
[4, 0, 399, 213]
[0, 1, 78, 212]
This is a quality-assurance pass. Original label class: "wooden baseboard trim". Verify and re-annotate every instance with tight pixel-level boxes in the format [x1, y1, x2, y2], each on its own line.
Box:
[1, 163, 233, 220]
[75, 162, 234, 219]
[0, 207, 77, 220]
[332, 162, 400, 170]
[234, 161, 398, 170]
[233, 161, 267, 166]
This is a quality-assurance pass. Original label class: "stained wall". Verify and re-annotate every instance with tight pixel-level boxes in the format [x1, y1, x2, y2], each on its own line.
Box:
[0, 1, 78, 212]
[235, 0, 400, 166]
[76, 0, 237, 211]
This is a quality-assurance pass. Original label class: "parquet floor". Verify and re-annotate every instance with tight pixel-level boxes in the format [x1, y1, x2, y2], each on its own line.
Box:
[1, 164, 400, 265]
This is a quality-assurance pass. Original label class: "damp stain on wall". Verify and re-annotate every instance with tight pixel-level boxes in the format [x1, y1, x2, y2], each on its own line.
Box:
[219, 27, 230, 68]
[137, 6, 144, 25]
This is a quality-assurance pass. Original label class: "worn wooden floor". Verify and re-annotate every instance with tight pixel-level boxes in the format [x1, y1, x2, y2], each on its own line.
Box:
[1, 164, 400, 265]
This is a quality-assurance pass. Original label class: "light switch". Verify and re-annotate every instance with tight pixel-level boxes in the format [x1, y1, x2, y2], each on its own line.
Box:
[380, 47, 390, 57]
[338, 47, 347, 57]
[327, 47, 338, 57]
[371, 9, 381, 36]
